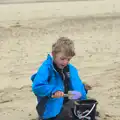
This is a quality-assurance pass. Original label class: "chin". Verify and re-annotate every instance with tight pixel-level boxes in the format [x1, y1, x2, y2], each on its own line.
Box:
[60, 66, 65, 69]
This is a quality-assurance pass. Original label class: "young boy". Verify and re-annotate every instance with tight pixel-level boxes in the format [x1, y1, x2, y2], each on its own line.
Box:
[31, 37, 91, 120]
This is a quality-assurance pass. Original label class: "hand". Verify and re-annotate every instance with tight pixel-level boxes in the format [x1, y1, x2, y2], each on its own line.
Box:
[52, 91, 64, 98]
[84, 83, 92, 91]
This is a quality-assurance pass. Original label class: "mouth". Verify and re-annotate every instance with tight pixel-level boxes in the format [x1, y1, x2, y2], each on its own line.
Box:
[60, 65, 66, 68]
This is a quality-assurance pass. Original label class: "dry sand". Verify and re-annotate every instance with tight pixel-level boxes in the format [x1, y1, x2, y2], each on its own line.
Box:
[0, 0, 120, 120]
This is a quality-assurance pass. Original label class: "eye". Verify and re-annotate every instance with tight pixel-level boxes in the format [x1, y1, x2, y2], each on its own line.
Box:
[60, 57, 65, 60]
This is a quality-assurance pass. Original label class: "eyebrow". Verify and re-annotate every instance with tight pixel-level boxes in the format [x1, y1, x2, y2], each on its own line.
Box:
[61, 56, 71, 59]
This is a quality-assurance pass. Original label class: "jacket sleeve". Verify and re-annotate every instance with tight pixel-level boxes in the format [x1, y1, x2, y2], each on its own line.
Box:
[31, 64, 62, 97]
[70, 66, 87, 100]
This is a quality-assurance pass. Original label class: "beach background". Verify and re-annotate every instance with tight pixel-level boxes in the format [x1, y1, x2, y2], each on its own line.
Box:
[0, 0, 120, 119]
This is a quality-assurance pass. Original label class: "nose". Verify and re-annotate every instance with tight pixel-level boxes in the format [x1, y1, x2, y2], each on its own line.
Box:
[63, 59, 69, 65]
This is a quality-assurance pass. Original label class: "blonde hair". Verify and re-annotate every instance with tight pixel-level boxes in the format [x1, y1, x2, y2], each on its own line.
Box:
[52, 37, 75, 57]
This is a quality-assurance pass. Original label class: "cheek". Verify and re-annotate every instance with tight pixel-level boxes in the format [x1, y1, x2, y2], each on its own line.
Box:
[55, 58, 63, 65]
[58, 60, 64, 64]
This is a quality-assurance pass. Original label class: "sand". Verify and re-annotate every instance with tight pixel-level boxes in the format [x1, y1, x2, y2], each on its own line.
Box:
[0, 0, 120, 119]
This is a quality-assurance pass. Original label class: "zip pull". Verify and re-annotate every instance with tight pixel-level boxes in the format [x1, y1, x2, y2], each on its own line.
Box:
[61, 69, 65, 81]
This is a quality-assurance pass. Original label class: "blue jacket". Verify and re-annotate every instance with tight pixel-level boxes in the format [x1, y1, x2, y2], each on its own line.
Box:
[31, 54, 87, 119]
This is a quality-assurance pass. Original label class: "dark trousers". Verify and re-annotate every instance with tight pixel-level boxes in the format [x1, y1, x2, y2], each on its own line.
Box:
[39, 100, 75, 120]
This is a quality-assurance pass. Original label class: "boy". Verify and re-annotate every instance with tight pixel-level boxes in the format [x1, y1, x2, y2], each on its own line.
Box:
[31, 37, 91, 120]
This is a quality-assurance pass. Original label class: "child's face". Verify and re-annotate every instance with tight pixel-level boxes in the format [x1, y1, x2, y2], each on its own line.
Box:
[53, 52, 72, 69]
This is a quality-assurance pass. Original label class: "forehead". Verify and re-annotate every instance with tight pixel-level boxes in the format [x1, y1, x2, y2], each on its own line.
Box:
[56, 52, 72, 59]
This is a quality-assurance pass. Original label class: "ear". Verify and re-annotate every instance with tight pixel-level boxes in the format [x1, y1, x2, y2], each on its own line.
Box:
[52, 52, 55, 56]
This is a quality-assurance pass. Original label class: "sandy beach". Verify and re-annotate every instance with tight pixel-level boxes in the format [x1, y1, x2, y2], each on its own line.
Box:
[0, 0, 120, 119]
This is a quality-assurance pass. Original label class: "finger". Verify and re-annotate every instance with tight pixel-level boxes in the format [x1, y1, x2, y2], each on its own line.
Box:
[61, 92, 64, 96]
[52, 94, 59, 98]
[55, 92, 63, 97]
[59, 92, 64, 97]
[54, 92, 60, 98]
[57, 92, 62, 97]
[52, 94, 56, 98]
[52, 92, 59, 98]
